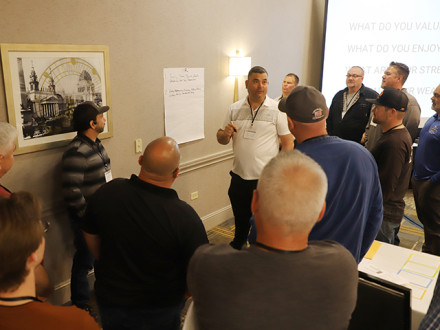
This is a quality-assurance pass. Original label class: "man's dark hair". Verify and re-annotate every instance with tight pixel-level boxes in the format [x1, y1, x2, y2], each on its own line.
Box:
[390, 61, 410, 85]
[286, 73, 299, 85]
[0, 192, 43, 292]
[248, 66, 268, 80]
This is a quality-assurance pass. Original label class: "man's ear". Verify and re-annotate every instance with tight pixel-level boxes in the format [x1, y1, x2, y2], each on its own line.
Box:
[89, 119, 96, 129]
[316, 202, 326, 223]
[138, 155, 143, 166]
[172, 167, 180, 179]
[251, 189, 258, 214]
[245, 79, 249, 89]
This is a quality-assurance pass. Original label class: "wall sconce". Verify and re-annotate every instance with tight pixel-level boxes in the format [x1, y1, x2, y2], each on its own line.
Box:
[229, 50, 251, 102]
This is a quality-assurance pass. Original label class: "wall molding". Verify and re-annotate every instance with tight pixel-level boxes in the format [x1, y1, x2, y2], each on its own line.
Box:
[201, 205, 233, 230]
[179, 149, 233, 175]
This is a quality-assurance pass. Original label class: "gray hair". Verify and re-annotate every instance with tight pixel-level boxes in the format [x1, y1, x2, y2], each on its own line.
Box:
[0, 122, 18, 156]
[257, 150, 328, 234]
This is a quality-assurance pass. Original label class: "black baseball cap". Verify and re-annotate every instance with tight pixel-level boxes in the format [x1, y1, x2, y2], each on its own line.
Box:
[366, 88, 408, 112]
[72, 101, 109, 132]
[278, 86, 328, 123]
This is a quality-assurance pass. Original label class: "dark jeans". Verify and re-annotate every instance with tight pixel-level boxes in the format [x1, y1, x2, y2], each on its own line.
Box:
[248, 216, 257, 244]
[228, 171, 258, 250]
[70, 217, 94, 307]
[99, 301, 185, 330]
[412, 178, 440, 256]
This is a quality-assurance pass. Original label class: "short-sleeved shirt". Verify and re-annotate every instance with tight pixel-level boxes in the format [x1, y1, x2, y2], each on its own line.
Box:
[222, 97, 290, 180]
[188, 241, 357, 330]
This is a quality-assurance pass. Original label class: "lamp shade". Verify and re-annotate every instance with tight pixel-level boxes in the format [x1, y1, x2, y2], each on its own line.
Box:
[229, 56, 251, 76]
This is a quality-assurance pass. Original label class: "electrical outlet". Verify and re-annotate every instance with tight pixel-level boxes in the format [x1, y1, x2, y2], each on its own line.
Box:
[135, 138, 143, 153]
[190, 191, 199, 200]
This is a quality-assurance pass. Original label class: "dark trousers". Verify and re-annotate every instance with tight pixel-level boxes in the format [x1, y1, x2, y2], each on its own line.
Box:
[412, 178, 440, 256]
[228, 171, 258, 250]
[99, 301, 184, 330]
[70, 217, 94, 307]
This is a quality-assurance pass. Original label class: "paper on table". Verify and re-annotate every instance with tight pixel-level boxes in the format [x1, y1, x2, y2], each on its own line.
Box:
[359, 260, 408, 285]
[364, 240, 382, 259]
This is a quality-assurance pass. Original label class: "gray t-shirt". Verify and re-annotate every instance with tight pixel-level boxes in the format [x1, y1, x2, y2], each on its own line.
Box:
[187, 241, 358, 330]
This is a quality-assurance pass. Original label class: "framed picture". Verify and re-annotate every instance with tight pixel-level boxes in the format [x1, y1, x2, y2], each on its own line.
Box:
[0, 44, 112, 154]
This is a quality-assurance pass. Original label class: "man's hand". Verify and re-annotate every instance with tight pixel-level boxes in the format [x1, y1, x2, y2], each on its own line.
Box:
[217, 123, 238, 145]
[361, 132, 366, 145]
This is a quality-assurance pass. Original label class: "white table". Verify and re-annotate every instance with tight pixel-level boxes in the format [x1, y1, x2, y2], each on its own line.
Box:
[359, 241, 440, 329]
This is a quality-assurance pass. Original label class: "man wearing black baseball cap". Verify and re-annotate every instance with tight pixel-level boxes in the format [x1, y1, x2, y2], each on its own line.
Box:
[366, 88, 412, 245]
[61, 101, 111, 314]
[278, 86, 383, 263]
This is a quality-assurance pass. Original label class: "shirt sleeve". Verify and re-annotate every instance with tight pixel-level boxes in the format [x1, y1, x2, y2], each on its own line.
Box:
[221, 106, 233, 130]
[276, 111, 291, 136]
[62, 148, 87, 219]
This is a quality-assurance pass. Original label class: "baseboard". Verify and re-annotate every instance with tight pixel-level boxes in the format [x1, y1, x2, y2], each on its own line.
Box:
[201, 205, 233, 230]
[50, 272, 95, 306]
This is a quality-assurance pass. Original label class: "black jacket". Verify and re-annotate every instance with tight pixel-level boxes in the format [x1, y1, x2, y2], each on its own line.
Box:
[327, 84, 378, 143]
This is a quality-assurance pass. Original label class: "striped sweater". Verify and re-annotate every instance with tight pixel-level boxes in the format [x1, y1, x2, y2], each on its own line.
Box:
[62, 133, 111, 219]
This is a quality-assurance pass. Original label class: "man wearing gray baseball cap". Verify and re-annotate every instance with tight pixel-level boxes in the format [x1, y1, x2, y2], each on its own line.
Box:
[278, 86, 383, 263]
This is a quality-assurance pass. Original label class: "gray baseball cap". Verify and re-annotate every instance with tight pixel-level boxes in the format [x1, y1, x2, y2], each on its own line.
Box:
[278, 86, 328, 123]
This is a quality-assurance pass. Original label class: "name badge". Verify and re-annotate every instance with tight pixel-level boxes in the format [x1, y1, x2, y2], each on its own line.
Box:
[105, 170, 113, 182]
[244, 128, 257, 140]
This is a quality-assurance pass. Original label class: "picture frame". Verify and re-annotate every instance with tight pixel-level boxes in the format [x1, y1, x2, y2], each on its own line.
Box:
[0, 44, 112, 154]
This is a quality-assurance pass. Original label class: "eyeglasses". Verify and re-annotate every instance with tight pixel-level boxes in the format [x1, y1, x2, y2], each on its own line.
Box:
[346, 74, 363, 78]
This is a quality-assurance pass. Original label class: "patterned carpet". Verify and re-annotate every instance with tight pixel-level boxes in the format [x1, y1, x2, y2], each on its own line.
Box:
[206, 189, 425, 250]
[399, 189, 424, 251]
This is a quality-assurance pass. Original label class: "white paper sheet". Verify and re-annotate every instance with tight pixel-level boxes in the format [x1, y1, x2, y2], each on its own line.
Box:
[164, 68, 204, 144]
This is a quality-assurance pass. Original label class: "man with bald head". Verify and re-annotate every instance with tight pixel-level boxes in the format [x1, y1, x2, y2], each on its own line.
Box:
[82, 136, 208, 330]
[327, 66, 378, 143]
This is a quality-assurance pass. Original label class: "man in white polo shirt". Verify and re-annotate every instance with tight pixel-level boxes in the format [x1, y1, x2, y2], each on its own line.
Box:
[216, 66, 293, 249]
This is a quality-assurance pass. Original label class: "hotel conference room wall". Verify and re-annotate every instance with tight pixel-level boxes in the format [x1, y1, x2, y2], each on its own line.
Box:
[0, 0, 325, 304]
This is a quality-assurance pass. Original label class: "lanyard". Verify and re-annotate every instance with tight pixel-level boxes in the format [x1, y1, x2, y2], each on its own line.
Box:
[0, 296, 42, 303]
[385, 124, 403, 133]
[249, 100, 265, 127]
[345, 89, 360, 111]
[95, 143, 110, 171]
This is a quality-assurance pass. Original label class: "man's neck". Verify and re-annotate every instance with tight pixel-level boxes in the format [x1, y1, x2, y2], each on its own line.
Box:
[248, 96, 265, 110]
[0, 273, 36, 306]
[256, 233, 308, 252]
[82, 129, 98, 142]
[295, 128, 328, 145]
[381, 120, 404, 133]
[138, 171, 174, 189]
[348, 86, 361, 94]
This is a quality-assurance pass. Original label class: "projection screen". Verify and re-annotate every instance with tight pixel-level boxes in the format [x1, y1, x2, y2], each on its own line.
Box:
[321, 0, 440, 124]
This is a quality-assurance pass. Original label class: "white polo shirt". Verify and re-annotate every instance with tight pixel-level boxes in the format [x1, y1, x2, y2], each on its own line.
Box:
[222, 97, 290, 180]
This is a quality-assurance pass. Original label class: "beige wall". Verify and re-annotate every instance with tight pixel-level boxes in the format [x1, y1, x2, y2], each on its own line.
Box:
[0, 0, 326, 304]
